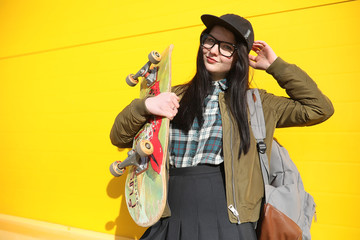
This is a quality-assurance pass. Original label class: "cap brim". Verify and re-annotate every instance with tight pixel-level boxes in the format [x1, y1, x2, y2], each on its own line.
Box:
[201, 14, 235, 32]
[201, 14, 246, 46]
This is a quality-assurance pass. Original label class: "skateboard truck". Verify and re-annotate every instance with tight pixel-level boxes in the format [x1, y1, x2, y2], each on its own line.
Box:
[110, 140, 154, 177]
[126, 51, 162, 87]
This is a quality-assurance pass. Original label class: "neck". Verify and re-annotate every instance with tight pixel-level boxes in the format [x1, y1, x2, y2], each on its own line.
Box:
[211, 73, 226, 82]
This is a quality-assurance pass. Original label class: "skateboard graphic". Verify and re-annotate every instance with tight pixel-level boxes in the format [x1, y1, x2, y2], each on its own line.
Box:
[110, 45, 173, 227]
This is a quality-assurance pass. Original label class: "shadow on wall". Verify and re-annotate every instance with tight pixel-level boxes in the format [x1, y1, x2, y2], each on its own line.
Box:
[105, 148, 145, 239]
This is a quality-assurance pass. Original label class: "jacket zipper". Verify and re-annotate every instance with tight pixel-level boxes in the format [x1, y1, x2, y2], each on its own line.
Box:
[227, 108, 241, 224]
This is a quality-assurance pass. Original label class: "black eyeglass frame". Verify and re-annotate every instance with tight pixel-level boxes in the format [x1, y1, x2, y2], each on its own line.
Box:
[200, 33, 238, 58]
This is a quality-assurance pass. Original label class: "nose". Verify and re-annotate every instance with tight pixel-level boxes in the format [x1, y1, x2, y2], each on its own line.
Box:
[209, 43, 220, 55]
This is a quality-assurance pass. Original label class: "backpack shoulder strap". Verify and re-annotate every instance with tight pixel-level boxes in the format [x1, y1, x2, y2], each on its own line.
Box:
[246, 88, 270, 184]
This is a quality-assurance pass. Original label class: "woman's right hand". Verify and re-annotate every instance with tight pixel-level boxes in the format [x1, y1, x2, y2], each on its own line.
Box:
[145, 92, 180, 120]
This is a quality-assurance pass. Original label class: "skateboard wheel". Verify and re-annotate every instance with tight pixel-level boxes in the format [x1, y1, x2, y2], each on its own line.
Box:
[136, 140, 154, 157]
[126, 74, 138, 87]
[110, 161, 125, 177]
[148, 51, 161, 64]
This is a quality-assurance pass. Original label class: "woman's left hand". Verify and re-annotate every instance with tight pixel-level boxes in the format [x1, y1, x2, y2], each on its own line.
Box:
[249, 40, 278, 70]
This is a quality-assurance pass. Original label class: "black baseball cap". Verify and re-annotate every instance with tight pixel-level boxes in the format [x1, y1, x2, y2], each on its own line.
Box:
[201, 14, 254, 53]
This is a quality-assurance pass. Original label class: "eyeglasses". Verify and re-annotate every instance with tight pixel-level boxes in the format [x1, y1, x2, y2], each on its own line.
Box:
[201, 33, 237, 58]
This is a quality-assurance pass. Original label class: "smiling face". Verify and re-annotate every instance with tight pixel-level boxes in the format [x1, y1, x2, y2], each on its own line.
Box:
[202, 25, 237, 81]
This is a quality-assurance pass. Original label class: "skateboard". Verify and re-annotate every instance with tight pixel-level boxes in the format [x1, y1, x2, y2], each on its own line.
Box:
[110, 45, 173, 227]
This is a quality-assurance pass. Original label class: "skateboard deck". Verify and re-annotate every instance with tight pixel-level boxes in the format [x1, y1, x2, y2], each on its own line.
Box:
[110, 45, 173, 227]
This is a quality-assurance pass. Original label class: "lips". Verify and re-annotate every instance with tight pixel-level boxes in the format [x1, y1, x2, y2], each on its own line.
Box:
[206, 56, 218, 64]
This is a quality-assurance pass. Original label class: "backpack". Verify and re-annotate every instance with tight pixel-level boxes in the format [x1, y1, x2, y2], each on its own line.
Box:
[247, 88, 316, 240]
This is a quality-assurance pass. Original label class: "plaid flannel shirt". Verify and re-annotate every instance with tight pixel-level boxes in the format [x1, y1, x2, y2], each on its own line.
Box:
[169, 79, 228, 167]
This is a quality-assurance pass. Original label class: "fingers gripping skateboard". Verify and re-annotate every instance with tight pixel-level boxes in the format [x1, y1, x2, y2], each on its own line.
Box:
[126, 51, 162, 87]
[109, 140, 154, 177]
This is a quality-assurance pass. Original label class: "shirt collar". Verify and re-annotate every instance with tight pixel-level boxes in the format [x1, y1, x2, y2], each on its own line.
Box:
[213, 79, 228, 91]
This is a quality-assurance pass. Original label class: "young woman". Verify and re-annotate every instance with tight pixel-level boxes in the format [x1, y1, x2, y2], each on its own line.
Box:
[110, 14, 334, 240]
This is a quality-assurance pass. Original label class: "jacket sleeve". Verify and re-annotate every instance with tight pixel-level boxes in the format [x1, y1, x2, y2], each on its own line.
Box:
[260, 57, 334, 127]
[110, 98, 151, 148]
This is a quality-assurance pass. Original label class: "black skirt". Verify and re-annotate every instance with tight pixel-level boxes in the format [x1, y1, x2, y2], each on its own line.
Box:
[140, 164, 257, 240]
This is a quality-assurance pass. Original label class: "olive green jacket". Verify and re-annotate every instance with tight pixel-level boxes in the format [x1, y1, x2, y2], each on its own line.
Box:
[110, 57, 334, 224]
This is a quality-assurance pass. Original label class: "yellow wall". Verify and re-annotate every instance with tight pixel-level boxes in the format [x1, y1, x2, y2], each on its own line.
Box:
[0, 0, 359, 239]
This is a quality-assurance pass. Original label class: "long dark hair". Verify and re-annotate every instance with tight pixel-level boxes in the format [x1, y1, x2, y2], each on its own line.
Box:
[172, 28, 251, 155]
